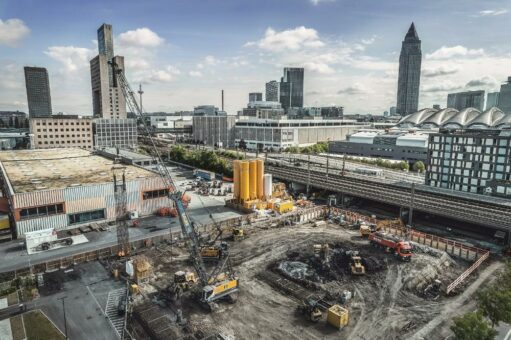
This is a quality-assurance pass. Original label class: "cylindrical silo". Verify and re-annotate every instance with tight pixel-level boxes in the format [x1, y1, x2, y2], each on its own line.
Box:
[233, 160, 240, 201]
[263, 174, 273, 199]
[240, 161, 250, 202]
[249, 160, 257, 200]
[256, 159, 264, 199]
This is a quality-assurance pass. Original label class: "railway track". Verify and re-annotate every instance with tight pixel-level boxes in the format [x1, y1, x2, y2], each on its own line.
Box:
[267, 165, 511, 231]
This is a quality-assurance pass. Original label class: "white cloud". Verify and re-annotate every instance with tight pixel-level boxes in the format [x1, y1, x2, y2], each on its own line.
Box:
[126, 59, 151, 71]
[337, 83, 369, 95]
[422, 65, 460, 78]
[465, 76, 498, 88]
[44, 46, 94, 72]
[361, 36, 376, 45]
[245, 26, 324, 52]
[189, 70, 202, 77]
[477, 9, 508, 17]
[118, 27, 164, 47]
[310, 0, 334, 5]
[303, 62, 335, 74]
[147, 66, 181, 83]
[0, 19, 30, 47]
[422, 82, 462, 93]
[204, 55, 218, 65]
[426, 45, 485, 60]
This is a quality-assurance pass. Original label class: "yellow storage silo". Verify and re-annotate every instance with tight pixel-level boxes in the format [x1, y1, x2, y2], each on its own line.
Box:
[256, 159, 264, 199]
[240, 161, 250, 202]
[249, 160, 257, 200]
[233, 160, 240, 201]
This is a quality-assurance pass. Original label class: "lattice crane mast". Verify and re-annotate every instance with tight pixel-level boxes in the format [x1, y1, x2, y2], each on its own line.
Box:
[110, 61, 238, 305]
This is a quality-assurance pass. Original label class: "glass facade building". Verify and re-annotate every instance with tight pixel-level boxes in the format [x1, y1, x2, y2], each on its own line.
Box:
[24, 67, 52, 118]
[279, 68, 304, 110]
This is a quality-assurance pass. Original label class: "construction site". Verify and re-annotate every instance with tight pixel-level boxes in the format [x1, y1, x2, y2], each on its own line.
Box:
[0, 58, 503, 340]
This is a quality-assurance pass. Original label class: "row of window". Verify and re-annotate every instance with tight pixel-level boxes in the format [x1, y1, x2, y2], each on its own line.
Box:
[36, 128, 90, 132]
[35, 121, 90, 126]
[37, 134, 91, 138]
[69, 209, 105, 225]
[20, 203, 64, 220]
[143, 189, 169, 200]
[38, 140, 91, 145]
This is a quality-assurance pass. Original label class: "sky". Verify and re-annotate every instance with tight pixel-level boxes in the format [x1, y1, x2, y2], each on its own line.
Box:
[0, 0, 510, 115]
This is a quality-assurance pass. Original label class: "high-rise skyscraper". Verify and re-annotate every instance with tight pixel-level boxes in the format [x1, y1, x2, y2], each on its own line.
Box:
[498, 77, 511, 114]
[265, 80, 279, 102]
[396, 23, 422, 116]
[249, 92, 263, 102]
[24, 67, 52, 118]
[486, 92, 500, 110]
[279, 67, 304, 110]
[90, 23, 126, 119]
[447, 90, 485, 111]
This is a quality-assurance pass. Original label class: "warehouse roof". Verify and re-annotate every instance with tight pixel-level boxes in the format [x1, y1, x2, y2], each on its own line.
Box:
[0, 148, 158, 193]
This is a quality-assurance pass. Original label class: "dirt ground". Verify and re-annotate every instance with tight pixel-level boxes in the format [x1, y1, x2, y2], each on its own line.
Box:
[133, 222, 497, 340]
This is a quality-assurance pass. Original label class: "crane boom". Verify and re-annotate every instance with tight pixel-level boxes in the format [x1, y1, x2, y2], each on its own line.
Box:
[111, 62, 238, 303]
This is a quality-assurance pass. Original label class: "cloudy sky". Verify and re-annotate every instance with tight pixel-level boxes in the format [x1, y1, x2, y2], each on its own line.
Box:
[0, 0, 510, 115]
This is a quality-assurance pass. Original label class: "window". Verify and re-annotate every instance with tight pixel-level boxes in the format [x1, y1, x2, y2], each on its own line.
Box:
[19, 203, 64, 220]
[143, 188, 169, 200]
[68, 209, 105, 225]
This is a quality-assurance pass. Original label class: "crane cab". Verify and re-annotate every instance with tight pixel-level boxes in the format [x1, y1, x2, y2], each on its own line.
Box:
[202, 277, 239, 303]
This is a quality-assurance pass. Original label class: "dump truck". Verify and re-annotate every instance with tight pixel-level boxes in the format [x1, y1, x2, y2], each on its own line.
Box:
[369, 231, 412, 261]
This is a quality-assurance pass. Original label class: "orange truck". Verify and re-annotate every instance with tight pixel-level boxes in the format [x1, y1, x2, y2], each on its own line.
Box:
[368, 231, 412, 261]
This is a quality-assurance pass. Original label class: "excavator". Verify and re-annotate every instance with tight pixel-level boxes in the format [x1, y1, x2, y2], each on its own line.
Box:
[112, 61, 239, 308]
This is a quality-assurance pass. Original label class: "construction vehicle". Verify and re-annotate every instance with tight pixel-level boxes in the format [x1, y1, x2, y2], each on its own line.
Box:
[359, 222, 379, 237]
[349, 255, 365, 275]
[298, 298, 322, 322]
[232, 227, 244, 241]
[174, 271, 198, 290]
[369, 231, 412, 261]
[201, 242, 229, 260]
[112, 61, 238, 309]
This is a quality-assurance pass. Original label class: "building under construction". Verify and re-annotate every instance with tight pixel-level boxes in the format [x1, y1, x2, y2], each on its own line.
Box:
[0, 148, 170, 237]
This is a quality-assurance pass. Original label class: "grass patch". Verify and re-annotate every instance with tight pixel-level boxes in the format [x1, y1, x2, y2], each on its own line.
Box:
[23, 310, 65, 340]
[10, 315, 25, 340]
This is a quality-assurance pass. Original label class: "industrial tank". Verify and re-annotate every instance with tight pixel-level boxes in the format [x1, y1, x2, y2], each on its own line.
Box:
[249, 160, 257, 200]
[233, 160, 240, 200]
[240, 161, 250, 202]
[256, 159, 264, 199]
[263, 174, 273, 199]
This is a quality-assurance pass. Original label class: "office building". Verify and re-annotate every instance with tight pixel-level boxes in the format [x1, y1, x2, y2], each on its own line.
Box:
[193, 115, 236, 147]
[0, 111, 28, 129]
[24, 67, 52, 118]
[234, 118, 366, 150]
[241, 101, 285, 120]
[486, 92, 500, 110]
[447, 90, 485, 111]
[266, 80, 279, 102]
[498, 77, 511, 114]
[93, 118, 137, 149]
[193, 105, 226, 116]
[280, 68, 304, 110]
[90, 24, 127, 119]
[396, 23, 422, 116]
[30, 116, 93, 150]
[389, 106, 397, 116]
[0, 148, 169, 237]
[329, 130, 429, 162]
[249, 93, 263, 102]
[426, 128, 511, 197]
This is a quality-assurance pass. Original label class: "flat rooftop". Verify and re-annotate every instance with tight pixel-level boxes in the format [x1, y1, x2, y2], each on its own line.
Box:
[0, 148, 158, 193]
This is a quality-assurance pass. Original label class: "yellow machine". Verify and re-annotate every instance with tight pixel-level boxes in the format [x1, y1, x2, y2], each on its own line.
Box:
[327, 305, 349, 329]
[274, 200, 294, 214]
[202, 277, 239, 303]
[350, 256, 366, 275]
[232, 228, 245, 241]
[174, 271, 198, 290]
[359, 222, 379, 237]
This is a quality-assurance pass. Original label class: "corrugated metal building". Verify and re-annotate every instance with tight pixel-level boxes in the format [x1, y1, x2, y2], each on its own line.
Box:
[0, 148, 170, 238]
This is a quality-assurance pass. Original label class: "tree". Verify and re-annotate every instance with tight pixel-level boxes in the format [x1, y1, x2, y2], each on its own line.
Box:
[477, 286, 511, 327]
[399, 160, 410, 171]
[451, 311, 497, 340]
[413, 160, 425, 173]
